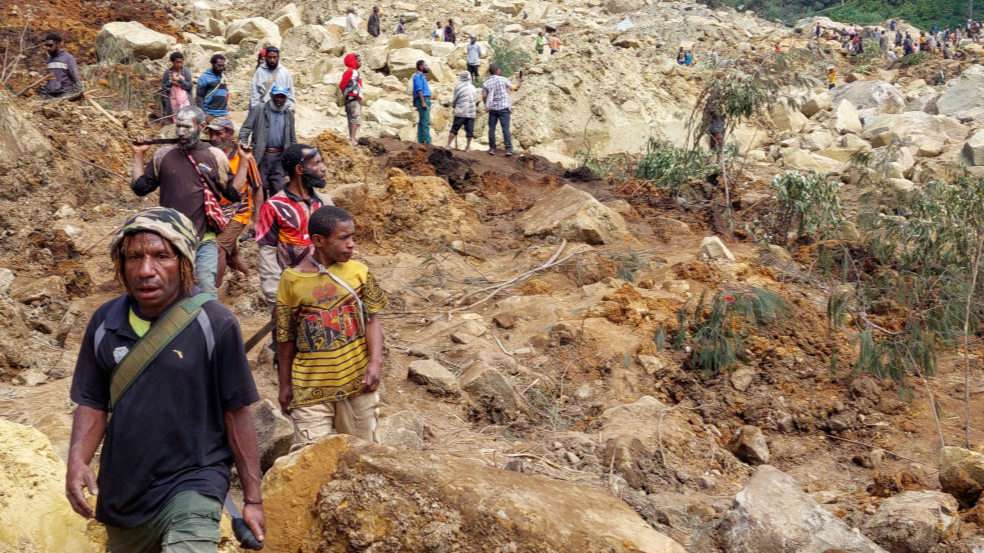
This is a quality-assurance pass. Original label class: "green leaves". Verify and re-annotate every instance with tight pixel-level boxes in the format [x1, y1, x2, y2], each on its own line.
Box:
[634, 138, 717, 196]
[750, 170, 844, 246]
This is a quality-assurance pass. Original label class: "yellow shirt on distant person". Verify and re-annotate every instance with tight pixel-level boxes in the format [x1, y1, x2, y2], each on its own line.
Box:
[275, 260, 388, 407]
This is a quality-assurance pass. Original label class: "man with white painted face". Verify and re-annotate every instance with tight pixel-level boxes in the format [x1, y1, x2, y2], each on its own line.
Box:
[130, 106, 241, 298]
[249, 47, 295, 112]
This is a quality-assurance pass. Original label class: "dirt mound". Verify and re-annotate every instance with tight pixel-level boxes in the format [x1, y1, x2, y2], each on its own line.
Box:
[3, 0, 177, 67]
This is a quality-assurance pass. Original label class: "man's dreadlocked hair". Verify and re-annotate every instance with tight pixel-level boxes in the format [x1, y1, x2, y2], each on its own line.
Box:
[280, 143, 315, 176]
[112, 233, 196, 296]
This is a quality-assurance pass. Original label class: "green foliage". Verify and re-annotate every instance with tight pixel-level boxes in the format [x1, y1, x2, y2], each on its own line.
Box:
[825, 174, 984, 382]
[899, 51, 932, 67]
[488, 35, 531, 78]
[572, 150, 634, 182]
[702, 0, 969, 30]
[604, 249, 650, 283]
[753, 170, 844, 245]
[674, 288, 792, 376]
[634, 138, 717, 196]
[852, 43, 884, 73]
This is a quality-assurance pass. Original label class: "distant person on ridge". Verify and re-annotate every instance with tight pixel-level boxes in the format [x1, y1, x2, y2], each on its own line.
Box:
[412, 60, 433, 144]
[445, 19, 457, 44]
[467, 35, 482, 81]
[482, 63, 522, 156]
[367, 6, 380, 37]
[433, 21, 444, 41]
[447, 71, 477, 151]
[339, 53, 364, 143]
[548, 32, 562, 54]
[345, 7, 359, 33]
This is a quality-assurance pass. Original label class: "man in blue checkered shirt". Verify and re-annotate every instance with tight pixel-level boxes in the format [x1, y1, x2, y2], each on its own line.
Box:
[481, 64, 523, 156]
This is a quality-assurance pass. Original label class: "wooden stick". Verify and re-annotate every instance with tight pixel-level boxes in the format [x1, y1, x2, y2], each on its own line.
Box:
[453, 240, 568, 309]
[821, 434, 937, 469]
[14, 74, 52, 97]
[85, 94, 125, 128]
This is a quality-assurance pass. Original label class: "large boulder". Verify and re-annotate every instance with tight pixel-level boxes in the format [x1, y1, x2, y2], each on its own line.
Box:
[770, 101, 808, 133]
[937, 64, 984, 122]
[965, 130, 984, 166]
[460, 363, 529, 423]
[387, 48, 447, 82]
[940, 446, 984, 507]
[718, 465, 887, 553]
[517, 185, 626, 245]
[491, 1, 524, 15]
[365, 99, 416, 127]
[281, 25, 338, 57]
[0, 419, 90, 552]
[0, 93, 50, 162]
[831, 99, 862, 134]
[781, 148, 842, 173]
[271, 3, 302, 34]
[730, 425, 770, 465]
[831, 80, 906, 118]
[262, 435, 688, 552]
[408, 359, 459, 396]
[95, 21, 176, 61]
[865, 112, 968, 145]
[226, 17, 281, 46]
[862, 491, 959, 553]
[800, 90, 832, 118]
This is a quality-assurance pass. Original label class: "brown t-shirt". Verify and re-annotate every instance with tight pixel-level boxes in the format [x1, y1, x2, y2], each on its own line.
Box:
[132, 142, 231, 239]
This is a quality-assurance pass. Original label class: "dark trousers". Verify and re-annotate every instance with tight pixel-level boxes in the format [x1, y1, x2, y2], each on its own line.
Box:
[258, 151, 285, 196]
[488, 108, 512, 151]
[467, 64, 479, 80]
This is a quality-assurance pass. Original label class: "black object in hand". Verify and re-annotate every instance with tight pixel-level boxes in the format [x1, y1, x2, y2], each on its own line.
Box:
[232, 517, 264, 550]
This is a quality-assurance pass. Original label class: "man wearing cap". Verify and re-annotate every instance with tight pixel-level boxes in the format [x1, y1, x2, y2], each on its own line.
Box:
[240, 84, 296, 218]
[466, 35, 481, 82]
[206, 117, 261, 286]
[131, 106, 241, 299]
[339, 53, 363, 143]
[66, 207, 266, 552]
[250, 47, 295, 112]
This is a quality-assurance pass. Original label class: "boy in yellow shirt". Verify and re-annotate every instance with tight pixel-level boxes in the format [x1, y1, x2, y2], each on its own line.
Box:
[275, 206, 388, 447]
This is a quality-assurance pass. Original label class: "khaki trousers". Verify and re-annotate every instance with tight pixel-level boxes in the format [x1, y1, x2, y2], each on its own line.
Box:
[289, 391, 380, 451]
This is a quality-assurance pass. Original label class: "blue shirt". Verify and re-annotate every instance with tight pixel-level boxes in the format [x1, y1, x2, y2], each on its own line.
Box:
[467, 42, 482, 65]
[266, 105, 286, 149]
[196, 69, 228, 116]
[412, 72, 431, 98]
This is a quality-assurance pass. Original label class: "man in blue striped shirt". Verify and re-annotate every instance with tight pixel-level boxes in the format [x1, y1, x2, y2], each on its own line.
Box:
[196, 55, 229, 119]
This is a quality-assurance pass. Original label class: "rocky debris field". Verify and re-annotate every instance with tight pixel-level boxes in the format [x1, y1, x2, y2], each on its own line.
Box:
[7, 0, 984, 551]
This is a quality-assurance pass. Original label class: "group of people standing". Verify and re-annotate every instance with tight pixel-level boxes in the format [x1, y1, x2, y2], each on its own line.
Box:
[814, 17, 980, 61]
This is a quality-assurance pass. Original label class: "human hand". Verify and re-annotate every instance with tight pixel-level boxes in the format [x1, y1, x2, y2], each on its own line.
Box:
[131, 137, 152, 154]
[65, 460, 98, 518]
[359, 361, 382, 393]
[278, 383, 293, 414]
[242, 503, 266, 544]
[238, 142, 254, 158]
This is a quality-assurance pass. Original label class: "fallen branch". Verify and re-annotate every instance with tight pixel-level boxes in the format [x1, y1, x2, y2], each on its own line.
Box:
[821, 434, 937, 470]
[50, 145, 130, 182]
[85, 94, 125, 128]
[14, 74, 52, 97]
[453, 239, 569, 310]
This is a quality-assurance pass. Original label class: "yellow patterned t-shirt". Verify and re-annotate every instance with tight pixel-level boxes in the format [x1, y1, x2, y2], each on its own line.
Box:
[274, 260, 388, 407]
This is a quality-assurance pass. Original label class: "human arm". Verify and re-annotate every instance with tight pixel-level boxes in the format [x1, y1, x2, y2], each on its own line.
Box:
[224, 407, 265, 542]
[196, 74, 207, 109]
[180, 68, 193, 92]
[284, 70, 296, 112]
[359, 314, 383, 392]
[130, 143, 159, 196]
[230, 146, 253, 194]
[68, 55, 83, 92]
[277, 341, 296, 413]
[65, 405, 106, 518]
[249, 70, 262, 109]
[239, 105, 258, 145]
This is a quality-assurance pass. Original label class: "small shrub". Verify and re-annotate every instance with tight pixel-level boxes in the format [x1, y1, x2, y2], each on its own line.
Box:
[634, 138, 717, 196]
[674, 287, 792, 376]
[572, 150, 634, 182]
[900, 51, 931, 67]
[765, 170, 843, 245]
[488, 35, 530, 78]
